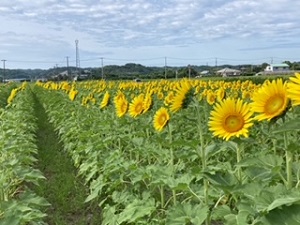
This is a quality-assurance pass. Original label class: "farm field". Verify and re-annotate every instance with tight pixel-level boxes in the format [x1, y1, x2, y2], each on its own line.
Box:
[1, 74, 300, 225]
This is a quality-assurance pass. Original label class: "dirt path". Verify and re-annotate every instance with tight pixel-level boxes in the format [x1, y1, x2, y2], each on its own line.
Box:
[32, 93, 102, 225]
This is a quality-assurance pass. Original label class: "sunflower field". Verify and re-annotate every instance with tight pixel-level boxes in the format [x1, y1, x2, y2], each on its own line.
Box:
[1, 73, 300, 224]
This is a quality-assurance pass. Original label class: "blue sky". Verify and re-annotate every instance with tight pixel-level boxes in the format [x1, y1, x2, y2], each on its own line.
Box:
[0, 0, 300, 69]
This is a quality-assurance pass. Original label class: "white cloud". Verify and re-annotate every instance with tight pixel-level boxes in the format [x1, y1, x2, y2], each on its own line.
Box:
[0, 0, 299, 69]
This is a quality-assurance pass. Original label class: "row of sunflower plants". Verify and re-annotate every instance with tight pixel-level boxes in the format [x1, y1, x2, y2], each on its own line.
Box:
[35, 74, 300, 225]
[0, 83, 49, 225]
[0, 82, 19, 108]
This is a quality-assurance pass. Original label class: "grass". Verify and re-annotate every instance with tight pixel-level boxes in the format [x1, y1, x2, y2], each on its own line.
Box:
[32, 93, 102, 225]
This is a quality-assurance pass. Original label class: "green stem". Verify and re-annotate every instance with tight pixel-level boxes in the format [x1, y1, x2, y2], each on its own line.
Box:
[236, 144, 242, 183]
[196, 101, 210, 225]
[278, 171, 288, 186]
[284, 132, 293, 189]
[168, 125, 177, 206]
[0, 186, 3, 202]
[160, 185, 165, 209]
[188, 185, 204, 203]
[172, 190, 177, 206]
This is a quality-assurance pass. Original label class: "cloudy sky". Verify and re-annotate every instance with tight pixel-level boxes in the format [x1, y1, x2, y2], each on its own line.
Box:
[0, 0, 300, 69]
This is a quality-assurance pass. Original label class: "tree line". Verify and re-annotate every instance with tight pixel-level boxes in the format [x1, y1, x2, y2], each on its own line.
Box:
[1, 61, 300, 82]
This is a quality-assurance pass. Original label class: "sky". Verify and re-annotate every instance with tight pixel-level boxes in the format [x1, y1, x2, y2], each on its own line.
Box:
[0, 0, 300, 69]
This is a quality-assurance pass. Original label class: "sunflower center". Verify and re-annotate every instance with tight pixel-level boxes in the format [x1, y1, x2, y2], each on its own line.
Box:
[158, 115, 167, 125]
[120, 101, 128, 112]
[264, 95, 284, 115]
[224, 114, 244, 133]
[135, 102, 143, 113]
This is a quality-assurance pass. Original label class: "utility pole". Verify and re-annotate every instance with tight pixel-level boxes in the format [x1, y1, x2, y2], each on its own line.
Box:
[164, 57, 167, 79]
[66, 56, 70, 79]
[1, 60, 6, 83]
[101, 57, 104, 79]
[188, 64, 191, 79]
[75, 40, 80, 75]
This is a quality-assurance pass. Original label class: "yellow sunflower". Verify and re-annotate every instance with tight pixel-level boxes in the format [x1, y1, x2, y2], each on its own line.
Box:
[170, 80, 192, 112]
[100, 91, 110, 109]
[69, 88, 78, 101]
[206, 91, 216, 105]
[217, 87, 225, 102]
[242, 90, 252, 100]
[153, 107, 170, 132]
[164, 91, 175, 106]
[287, 72, 300, 106]
[114, 91, 126, 103]
[143, 94, 153, 113]
[209, 98, 253, 141]
[250, 79, 289, 121]
[7, 88, 19, 105]
[157, 91, 164, 100]
[115, 96, 129, 118]
[61, 82, 71, 92]
[128, 94, 144, 118]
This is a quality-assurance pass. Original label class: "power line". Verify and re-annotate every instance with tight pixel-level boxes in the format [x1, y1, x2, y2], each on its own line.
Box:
[3, 56, 300, 69]
[7, 59, 65, 64]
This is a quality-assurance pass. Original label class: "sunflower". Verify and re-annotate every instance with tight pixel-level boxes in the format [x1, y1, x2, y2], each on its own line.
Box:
[206, 91, 216, 105]
[170, 80, 192, 112]
[209, 98, 253, 141]
[114, 91, 126, 103]
[7, 88, 19, 105]
[242, 90, 252, 100]
[250, 79, 289, 121]
[153, 107, 170, 132]
[143, 93, 153, 113]
[157, 91, 164, 100]
[115, 96, 129, 118]
[217, 87, 225, 102]
[69, 88, 78, 101]
[61, 82, 71, 92]
[164, 91, 175, 106]
[128, 94, 144, 118]
[287, 72, 300, 106]
[100, 91, 110, 109]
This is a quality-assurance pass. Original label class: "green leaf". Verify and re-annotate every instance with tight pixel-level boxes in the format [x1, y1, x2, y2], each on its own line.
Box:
[224, 211, 249, 225]
[238, 154, 283, 169]
[166, 203, 209, 225]
[212, 205, 231, 220]
[272, 119, 300, 133]
[166, 173, 194, 191]
[116, 193, 156, 223]
[102, 205, 119, 225]
[260, 204, 300, 225]
[267, 197, 300, 211]
[0, 215, 20, 225]
[204, 171, 239, 190]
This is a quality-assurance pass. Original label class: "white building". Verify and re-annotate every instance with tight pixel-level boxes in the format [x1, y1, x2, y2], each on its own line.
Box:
[217, 68, 241, 77]
[264, 63, 289, 72]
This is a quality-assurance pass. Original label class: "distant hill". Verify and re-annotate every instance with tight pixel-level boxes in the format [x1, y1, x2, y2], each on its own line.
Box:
[0, 63, 272, 81]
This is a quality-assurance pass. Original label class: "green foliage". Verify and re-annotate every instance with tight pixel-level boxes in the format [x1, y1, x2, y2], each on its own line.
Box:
[0, 85, 49, 224]
[166, 203, 209, 225]
[24, 80, 300, 224]
[0, 83, 18, 107]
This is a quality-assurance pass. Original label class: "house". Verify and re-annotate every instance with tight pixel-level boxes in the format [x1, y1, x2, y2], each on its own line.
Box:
[4, 78, 31, 83]
[264, 63, 290, 72]
[217, 68, 241, 77]
[200, 70, 210, 76]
